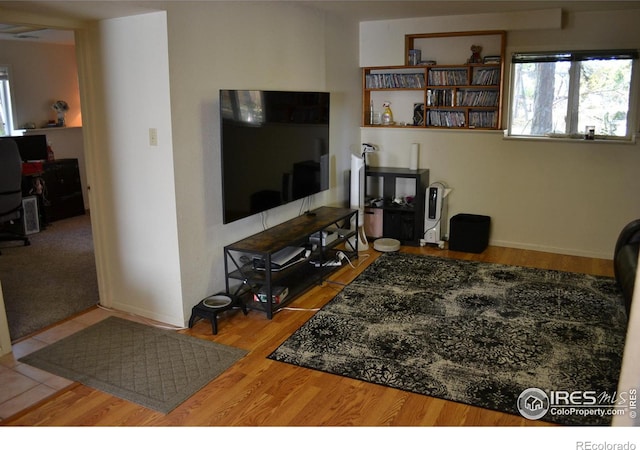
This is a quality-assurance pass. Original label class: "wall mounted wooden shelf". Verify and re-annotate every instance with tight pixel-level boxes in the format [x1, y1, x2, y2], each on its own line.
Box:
[362, 30, 505, 130]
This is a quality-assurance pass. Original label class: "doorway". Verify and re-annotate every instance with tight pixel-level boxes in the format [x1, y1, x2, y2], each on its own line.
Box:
[0, 23, 99, 342]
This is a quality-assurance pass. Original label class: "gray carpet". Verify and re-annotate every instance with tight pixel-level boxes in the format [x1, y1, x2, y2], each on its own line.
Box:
[0, 214, 99, 340]
[269, 252, 628, 426]
[19, 316, 248, 413]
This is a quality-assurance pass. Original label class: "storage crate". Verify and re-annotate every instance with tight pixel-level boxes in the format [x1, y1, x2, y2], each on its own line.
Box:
[364, 208, 383, 238]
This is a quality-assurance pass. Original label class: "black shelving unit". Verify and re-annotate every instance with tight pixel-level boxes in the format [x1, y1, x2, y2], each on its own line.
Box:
[365, 166, 429, 246]
[42, 159, 85, 222]
[224, 206, 358, 319]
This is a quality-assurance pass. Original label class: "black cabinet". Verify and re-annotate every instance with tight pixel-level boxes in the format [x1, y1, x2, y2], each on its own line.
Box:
[42, 159, 85, 222]
[365, 166, 429, 246]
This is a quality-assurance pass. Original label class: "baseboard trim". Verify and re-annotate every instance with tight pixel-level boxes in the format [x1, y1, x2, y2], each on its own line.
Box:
[104, 302, 186, 330]
[490, 239, 612, 260]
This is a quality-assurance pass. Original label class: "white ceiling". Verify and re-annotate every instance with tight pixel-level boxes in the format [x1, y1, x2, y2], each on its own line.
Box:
[1, 1, 640, 45]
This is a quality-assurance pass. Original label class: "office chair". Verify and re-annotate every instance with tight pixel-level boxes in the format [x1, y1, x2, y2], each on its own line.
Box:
[0, 138, 30, 254]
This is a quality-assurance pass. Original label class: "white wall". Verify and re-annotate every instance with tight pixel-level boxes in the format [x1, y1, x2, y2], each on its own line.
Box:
[0, 39, 81, 129]
[360, 8, 563, 66]
[85, 11, 184, 326]
[164, 2, 360, 322]
[71, 2, 361, 327]
[360, 8, 640, 259]
[2, 0, 362, 335]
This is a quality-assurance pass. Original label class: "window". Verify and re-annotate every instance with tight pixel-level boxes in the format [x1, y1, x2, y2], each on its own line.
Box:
[0, 66, 15, 136]
[509, 49, 638, 139]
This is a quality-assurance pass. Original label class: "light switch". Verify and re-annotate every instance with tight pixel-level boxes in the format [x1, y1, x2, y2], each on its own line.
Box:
[149, 128, 158, 146]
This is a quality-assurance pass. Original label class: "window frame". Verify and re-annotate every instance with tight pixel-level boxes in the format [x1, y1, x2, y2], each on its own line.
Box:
[0, 64, 17, 136]
[507, 49, 640, 141]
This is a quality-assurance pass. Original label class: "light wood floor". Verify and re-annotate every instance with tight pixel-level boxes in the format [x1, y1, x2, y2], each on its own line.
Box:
[0, 245, 614, 426]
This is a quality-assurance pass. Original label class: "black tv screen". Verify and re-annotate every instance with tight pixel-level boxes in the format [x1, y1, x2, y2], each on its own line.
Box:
[0, 134, 47, 161]
[220, 90, 330, 224]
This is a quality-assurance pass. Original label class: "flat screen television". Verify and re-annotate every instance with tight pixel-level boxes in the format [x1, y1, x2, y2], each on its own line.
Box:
[0, 134, 48, 161]
[220, 90, 330, 224]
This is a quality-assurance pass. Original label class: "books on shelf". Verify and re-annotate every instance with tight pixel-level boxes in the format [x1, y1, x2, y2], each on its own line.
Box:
[427, 88, 498, 107]
[365, 72, 425, 89]
[425, 110, 497, 128]
[472, 67, 500, 85]
[469, 111, 498, 128]
[431, 89, 456, 107]
[427, 69, 468, 86]
[458, 89, 499, 107]
[427, 110, 466, 127]
[254, 286, 289, 304]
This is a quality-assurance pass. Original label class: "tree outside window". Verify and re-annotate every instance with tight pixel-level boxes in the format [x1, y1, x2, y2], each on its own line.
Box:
[509, 50, 637, 139]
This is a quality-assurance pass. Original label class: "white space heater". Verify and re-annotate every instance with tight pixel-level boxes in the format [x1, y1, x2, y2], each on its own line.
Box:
[349, 144, 376, 251]
[422, 181, 451, 249]
[21, 196, 40, 235]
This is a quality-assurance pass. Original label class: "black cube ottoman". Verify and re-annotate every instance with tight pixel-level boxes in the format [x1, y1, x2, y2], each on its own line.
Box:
[449, 214, 491, 253]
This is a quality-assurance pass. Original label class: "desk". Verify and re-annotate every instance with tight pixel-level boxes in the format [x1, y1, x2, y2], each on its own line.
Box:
[22, 159, 85, 225]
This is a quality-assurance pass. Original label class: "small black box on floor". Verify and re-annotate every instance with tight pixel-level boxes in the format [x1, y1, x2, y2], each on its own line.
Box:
[449, 214, 491, 253]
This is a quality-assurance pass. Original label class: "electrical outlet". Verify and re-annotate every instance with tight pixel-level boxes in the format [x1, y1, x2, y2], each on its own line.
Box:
[149, 128, 158, 146]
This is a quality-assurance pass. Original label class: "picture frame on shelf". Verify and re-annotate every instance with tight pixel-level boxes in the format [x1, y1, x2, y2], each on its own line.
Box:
[413, 103, 425, 126]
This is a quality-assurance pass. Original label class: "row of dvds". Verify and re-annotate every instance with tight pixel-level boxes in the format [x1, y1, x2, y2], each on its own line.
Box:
[469, 111, 498, 128]
[471, 68, 500, 86]
[427, 111, 466, 127]
[424, 111, 498, 128]
[458, 90, 499, 107]
[428, 89, 499, 107]
[365, 73, 426, 89]
[429, 89, 456, 107]
[365, 69, 500, 89]
[427, 69, 468, 86]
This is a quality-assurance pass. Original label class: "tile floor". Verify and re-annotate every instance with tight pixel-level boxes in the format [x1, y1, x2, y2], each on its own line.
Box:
[0, 307, 153, 421]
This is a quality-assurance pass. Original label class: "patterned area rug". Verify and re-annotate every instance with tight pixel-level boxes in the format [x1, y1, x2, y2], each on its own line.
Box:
[20, 317, 247, 413]
[269, 252, 628, 425]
